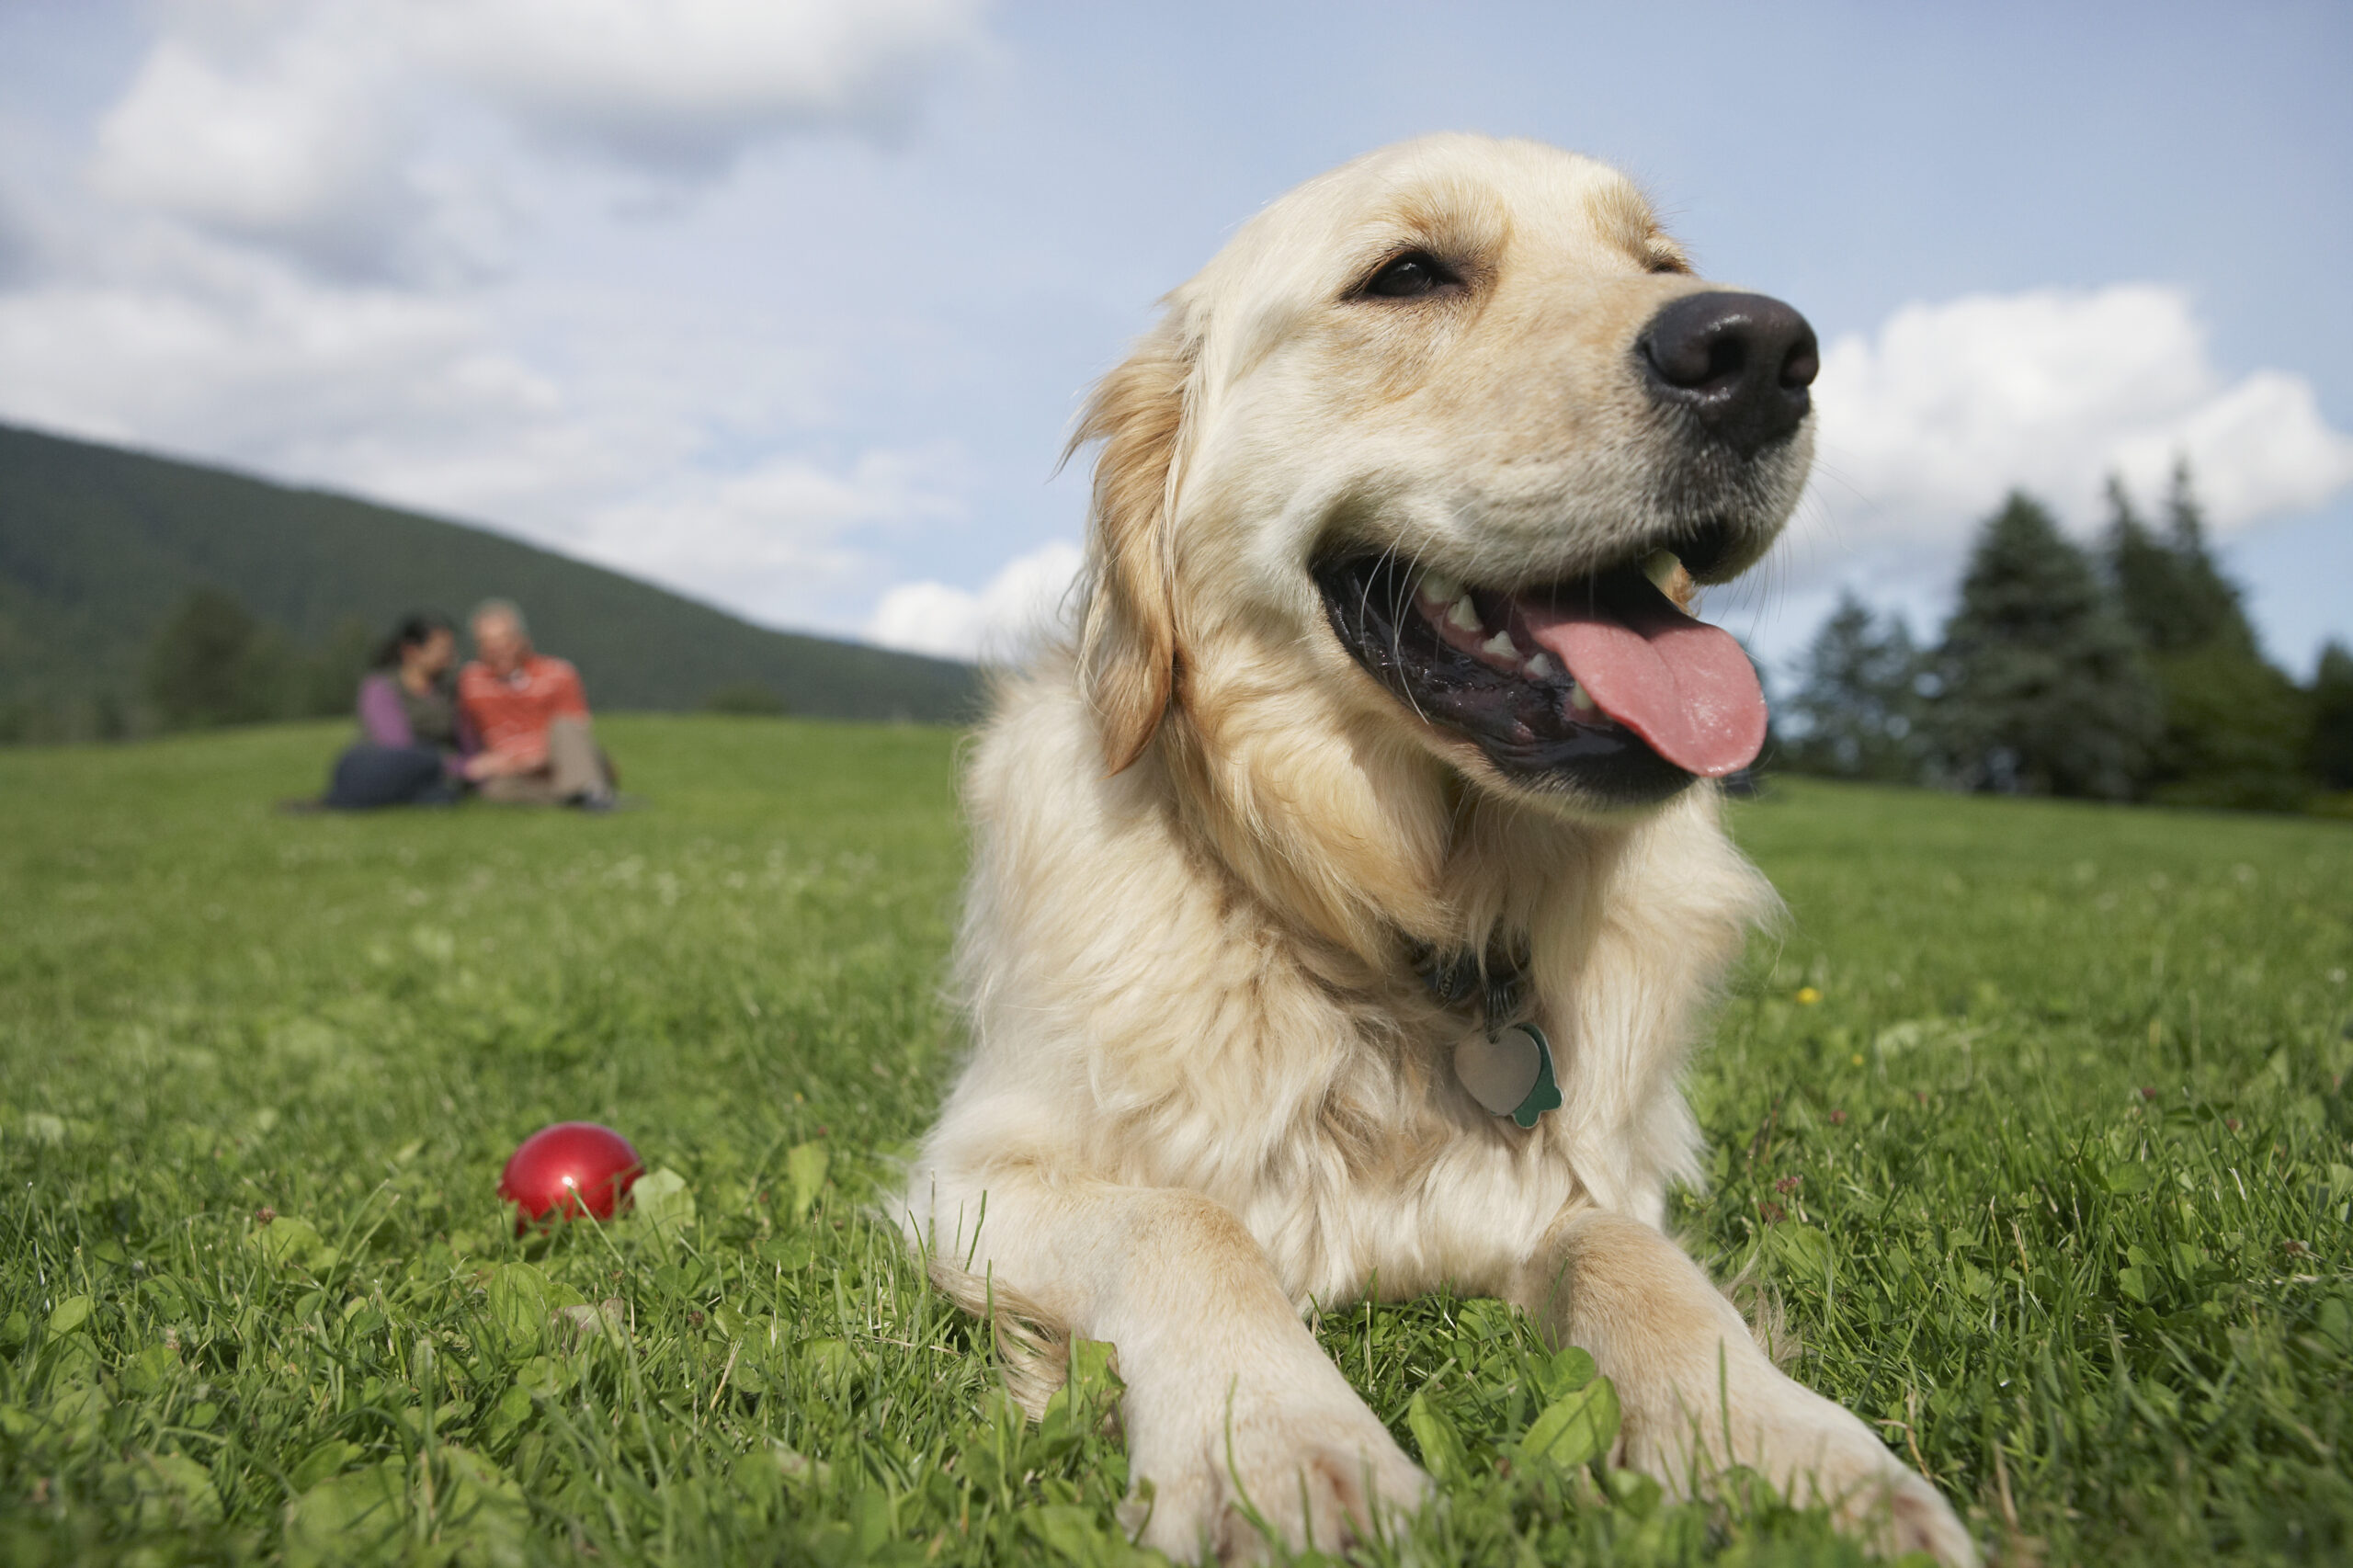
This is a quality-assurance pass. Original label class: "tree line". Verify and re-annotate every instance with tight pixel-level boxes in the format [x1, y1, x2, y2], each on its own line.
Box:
[143, 588, 377, 733]
[1780, 461, 2353, 812]
[0, 589, 377, 744]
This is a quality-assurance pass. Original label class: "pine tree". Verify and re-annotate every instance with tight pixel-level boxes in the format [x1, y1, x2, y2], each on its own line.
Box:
[1784, 591, 1927, 781]
[2311, 641, 2353, 792]
[1931, 492, 2160, 799]
[2109, 477, 2194, 654]
[2106, 462, 2309, 810]
[145, 588, 288, 730]
[2143, 646, 2311, 810]
[2157, 460, 2250, 650]
[2109, 463, 2249, 653]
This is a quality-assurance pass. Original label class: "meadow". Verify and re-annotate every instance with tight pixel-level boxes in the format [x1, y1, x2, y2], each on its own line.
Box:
[2, 716, 2348, 1565]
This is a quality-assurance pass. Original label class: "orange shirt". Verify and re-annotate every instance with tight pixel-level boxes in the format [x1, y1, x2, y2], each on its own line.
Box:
[458, 654, 589, 764]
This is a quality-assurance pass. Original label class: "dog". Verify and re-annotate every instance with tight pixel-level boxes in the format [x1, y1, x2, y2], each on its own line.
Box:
[901, 134, 1977, 1565]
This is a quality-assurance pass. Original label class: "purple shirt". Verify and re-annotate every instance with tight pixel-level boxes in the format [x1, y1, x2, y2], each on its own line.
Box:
[358, 674, 478, 774]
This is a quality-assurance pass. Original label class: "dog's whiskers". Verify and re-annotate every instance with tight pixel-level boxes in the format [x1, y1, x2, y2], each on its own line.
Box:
[1371, 540, 1437, 730]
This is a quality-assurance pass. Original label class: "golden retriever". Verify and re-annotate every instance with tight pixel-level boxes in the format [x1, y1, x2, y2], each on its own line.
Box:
[901, 133, 1977, 1565]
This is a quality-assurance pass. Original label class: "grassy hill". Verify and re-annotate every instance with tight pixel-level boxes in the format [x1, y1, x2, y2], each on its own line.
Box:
[2, 727, 2349, 1564]
[0, 422, 979, 736]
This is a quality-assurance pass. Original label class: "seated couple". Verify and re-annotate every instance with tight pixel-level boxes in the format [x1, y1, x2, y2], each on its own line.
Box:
[325, 599, 617, 811]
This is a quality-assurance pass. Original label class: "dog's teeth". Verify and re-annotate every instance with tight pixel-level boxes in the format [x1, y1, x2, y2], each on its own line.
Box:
[1482, 631, 1518, 661]
[1445, 595, 1483, 632]
[1420, 572, 1461, 606]
[1643, 550, 1684, 593]
[1525, 652, 1557, 680]
[1568, 682, 1597, 714]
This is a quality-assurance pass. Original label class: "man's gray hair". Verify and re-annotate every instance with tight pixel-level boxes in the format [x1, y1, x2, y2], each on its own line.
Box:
[470, 597, 528, 639]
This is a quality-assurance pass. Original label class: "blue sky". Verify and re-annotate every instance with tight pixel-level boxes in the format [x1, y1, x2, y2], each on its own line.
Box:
[1, 0, 2347, 676]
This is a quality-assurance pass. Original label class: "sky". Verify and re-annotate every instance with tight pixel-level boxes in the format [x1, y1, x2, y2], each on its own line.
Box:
[1, 0, 2347, 680]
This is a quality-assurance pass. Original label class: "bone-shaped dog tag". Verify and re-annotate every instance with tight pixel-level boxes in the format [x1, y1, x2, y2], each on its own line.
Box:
[1454, 1023, 1561, 1126]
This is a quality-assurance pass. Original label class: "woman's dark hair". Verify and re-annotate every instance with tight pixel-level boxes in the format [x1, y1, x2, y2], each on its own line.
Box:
[372, 611, 456, 670]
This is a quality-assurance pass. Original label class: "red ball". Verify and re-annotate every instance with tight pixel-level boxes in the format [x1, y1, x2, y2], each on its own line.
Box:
[499, 1122, 643, 1233]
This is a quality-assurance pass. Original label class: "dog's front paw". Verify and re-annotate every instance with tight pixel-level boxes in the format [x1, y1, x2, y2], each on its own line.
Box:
[1661, 1381, 1979, 1568]
[1789, 1447, 1977, 1567]
[1120, 1364, 1430, 1564]
[1867, 1462, 1980, 1568]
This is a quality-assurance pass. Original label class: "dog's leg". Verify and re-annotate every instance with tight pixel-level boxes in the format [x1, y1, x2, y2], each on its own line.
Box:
[1510, 1208, 1979, 1566]
[920, 1172, 1428, 1564]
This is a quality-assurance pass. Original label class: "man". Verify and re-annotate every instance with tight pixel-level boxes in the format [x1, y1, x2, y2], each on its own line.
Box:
[457, 599, 616, 808]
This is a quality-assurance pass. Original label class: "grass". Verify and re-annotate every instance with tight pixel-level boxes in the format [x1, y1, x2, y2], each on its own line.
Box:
[1, 715, 2348, 1566]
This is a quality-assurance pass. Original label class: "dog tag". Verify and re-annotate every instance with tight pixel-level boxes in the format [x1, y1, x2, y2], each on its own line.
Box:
[1454, 1023, 1562, 1128]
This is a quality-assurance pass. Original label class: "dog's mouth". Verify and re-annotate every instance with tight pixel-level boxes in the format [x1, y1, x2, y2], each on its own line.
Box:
[1314, 536, 1768, 804]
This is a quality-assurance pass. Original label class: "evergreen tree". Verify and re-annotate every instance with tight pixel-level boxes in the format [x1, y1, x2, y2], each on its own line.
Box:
[1931, 492, 2160, 799]
[1784, 591, 1928, 781]
[2108, 463, 2248, 653]
[145, 588, 287, 730]
[2143, 644, 2311, 810]
[2106, 462, 2309, 810]
[2157, 460, 2249, 649]
[2311, 641, 2353, 792]
[2109, 477, 2195, 654]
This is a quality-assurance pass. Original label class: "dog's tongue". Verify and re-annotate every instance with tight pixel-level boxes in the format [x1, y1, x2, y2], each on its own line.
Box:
[1519, 582, 1767, 778]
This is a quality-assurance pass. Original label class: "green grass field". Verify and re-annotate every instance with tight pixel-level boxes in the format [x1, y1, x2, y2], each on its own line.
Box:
[3, 717, 2349, 1565]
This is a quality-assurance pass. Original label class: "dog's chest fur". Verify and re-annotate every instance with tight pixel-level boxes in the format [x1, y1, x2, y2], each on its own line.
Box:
[917, 663, 1775, 1308]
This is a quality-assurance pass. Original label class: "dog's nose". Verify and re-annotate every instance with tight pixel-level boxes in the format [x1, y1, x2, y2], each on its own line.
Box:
[1636, 291, 1818, 458]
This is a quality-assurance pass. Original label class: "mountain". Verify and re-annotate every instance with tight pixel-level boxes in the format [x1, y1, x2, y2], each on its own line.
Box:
[0, 421, 979, 737]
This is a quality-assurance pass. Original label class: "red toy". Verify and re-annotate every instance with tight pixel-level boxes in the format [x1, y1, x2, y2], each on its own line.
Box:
[499, 1122, 643, 1233]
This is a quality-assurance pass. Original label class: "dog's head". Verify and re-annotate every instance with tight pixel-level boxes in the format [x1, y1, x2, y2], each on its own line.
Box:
[1074, 134, 1814, 816]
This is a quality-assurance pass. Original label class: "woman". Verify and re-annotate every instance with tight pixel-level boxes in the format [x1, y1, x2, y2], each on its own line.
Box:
[322, 612, 479, 808]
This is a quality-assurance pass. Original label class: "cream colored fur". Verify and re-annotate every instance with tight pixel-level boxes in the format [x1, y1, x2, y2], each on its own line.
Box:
[901, 134, 1978, 1565]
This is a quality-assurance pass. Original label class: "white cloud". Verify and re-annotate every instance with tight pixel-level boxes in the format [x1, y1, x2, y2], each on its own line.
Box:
[868, 540, 1083, 661]
[0, 258, 548, 463]
[579, 449, 970, 628]
[2105, 369, 2353, 524]
[413, 0, 983, 170]
[1722, 283, 2353, 669]
[88, 11, 434, 278]
[1801, 284, 2353, 554]
[82, 0, 983, 275]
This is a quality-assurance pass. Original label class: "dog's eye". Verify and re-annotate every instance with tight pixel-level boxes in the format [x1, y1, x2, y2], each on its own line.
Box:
[1360, 252, 1460, 300]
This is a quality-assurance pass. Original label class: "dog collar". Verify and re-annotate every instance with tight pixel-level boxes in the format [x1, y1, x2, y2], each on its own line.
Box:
[1414, 941, 1562, 1128]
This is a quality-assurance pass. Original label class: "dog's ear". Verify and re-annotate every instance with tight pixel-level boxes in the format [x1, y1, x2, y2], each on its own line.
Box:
[1070, 312, 1194, 775]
